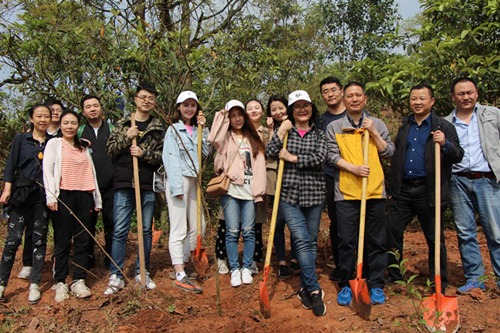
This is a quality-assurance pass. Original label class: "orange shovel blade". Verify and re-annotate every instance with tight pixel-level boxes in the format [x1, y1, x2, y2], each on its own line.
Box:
[192, 236, 209, 279]
[259, 266, 271, 319]
[421, 293, 460, 332]
[349, 277, 371, 320]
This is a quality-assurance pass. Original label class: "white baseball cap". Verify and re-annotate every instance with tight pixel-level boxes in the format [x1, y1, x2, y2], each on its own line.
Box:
[225, 100, 245, 111]
[288, 90, 312, 106]
[176, 91, 199, 104]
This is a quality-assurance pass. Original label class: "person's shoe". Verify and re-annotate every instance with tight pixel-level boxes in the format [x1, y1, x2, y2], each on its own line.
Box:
[457, 281, 486, 294]
[241, 268, 253, 285]
[172, 276, 203, 293]
[71, 279, 92, 298]
[217, 259, 230, 275]
[0, 285, 5, 300]
[290, 261, 301, 275]
[384, 275, 403, 286]
[311, 290, 326, 316]
[278, 265, 292, 280]
[298, 288, 312, 309]
[104, 274, 125, 295]
[52, 282, 69, 303]
[337, 286, 352, 306]
[135, 273, 156, 290]
[230, 269, 242, 287]
[370, 288, 386, 305]
[18, 266, 32, 280]
[169, 269, 198, 280]
[28, 283, 41, 304]
[249, 261, 259, 275]
[328, 269, 342, 281]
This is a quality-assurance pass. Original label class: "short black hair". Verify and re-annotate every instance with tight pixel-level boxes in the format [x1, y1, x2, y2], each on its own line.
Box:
[44, 97, 66, 110]
[319, 76, 343, 93]
[451, 77, 477, 93]
[343, 81, 365, 94]
[80, 95, 101, 109]
[29, 103, 51, 118]
[136, 82, 158, 96]
[410, 83, 435, 99]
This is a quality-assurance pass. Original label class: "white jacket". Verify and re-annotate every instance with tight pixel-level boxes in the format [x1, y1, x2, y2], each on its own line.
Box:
[43, 138, 102, 208]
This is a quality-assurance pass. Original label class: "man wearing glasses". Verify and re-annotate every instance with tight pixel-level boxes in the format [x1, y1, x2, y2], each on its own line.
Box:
[445, 77, 500, 294]
[105, 83, 165, 294]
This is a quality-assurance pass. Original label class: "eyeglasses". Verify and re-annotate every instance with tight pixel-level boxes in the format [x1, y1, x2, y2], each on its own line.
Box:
[293, 103, 312, 111]
[322, 88, 341, 95]
[136, 95, 156, 102]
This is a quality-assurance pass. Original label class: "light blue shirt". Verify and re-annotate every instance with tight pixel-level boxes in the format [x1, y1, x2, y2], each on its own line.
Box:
[452, 105, 491, 173]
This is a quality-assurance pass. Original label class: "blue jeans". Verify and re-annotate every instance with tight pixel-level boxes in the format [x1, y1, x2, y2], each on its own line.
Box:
[450, 175, 500, 288]
[221, 195, 255, 271]
[110, 189, 156, 278]
[279, 200, 323, 292]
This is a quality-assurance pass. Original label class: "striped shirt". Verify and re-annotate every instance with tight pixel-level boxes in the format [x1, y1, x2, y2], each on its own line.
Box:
[60, 140, 95, 191]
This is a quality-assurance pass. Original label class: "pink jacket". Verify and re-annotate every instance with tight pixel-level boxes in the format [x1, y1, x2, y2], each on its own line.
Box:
[208, 111, 266, 203]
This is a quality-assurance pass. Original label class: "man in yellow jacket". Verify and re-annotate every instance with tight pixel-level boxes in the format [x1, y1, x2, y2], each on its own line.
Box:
[325, 82, 395, 306]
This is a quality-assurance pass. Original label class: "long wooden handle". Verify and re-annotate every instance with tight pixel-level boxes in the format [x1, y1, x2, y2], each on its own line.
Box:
[131, 113, 146, 287]
[356, 130, 370, 269]
[264, 133, 289, 268]
[434, 142, 441, 291]
[197, 112, 204, 237]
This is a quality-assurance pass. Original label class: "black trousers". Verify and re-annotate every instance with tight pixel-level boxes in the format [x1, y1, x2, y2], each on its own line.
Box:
[87, 188, 114, 259]
[53, 190, 94, 282]
[337, 199, 387, 289]
[387, 183, 448, 287]
[215, 220, 263, 262]
[0, 190, 49, 286]
[325, 174, 339, 266]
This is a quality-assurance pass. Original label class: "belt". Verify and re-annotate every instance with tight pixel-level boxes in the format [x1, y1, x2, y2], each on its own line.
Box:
[454, 171, 495, 179]
[403, 178, 426, 187]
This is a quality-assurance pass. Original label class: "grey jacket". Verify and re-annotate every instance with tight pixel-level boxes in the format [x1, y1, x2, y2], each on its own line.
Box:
[445, 103, 500, 182]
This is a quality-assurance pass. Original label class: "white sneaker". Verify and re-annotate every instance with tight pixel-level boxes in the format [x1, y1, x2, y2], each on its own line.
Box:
[104, 274, 125, 295]
[135, 273, 156, 290]
[231, 269, 242, 287]
[18, 266, 32, 280]
[28, 283, 41, 304]
[0, 285, 5, 300]
[71, 279, 92, 298]
[52, 282, 69, 303]
[242, 268, 253, 285]
[218, 258, 229, 275]
[250, 261, 259, 275]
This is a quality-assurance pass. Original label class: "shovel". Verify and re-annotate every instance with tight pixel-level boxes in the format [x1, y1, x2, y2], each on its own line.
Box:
[131, 113, 146, 287]
[260, 132, 288, 319]
[192, 111, 209, 279]
[421, 142, 460, 332]
[349, 129, 371, 320]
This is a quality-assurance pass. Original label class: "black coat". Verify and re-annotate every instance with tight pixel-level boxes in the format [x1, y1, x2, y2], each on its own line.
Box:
[388, 112, 464, 207]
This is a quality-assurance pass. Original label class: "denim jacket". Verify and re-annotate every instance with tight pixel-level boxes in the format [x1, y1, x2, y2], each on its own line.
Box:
[162, 121, 210, 196]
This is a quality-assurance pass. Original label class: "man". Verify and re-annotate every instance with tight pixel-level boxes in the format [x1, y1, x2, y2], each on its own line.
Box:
[44, 98, 65, 137]
[445, 77, 500, 293]
[326, 82, 394, 306]
[386, 84, 463, 292]
[104, 83, 165, 294]
[79, 95, 115, 268]
[318, 76, 346, 281]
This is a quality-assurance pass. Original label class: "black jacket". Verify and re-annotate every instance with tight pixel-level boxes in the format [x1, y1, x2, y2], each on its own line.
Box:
[388, 112, 464, 206]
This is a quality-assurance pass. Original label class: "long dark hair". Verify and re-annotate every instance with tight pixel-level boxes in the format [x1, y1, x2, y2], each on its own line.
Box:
[60, 110, 89, 151]
[266, 95, 288, 127]
[28, 104, 52, 131]
[228, 107, 266, 158]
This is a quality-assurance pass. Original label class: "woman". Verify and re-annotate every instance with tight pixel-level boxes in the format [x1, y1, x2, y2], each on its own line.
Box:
[0, 104, 52, 304]
[267, 90, 326, 316]
[43, 110, 102, 303]
[266, 95, 299, 279]
[208, 100, 266, 287]
[163, 91, 208, 294]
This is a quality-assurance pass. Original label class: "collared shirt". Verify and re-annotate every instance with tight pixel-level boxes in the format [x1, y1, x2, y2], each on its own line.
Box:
[404, 114, 431, 179]
[452, 106, 491, 173]
[347, 114, 364, 129]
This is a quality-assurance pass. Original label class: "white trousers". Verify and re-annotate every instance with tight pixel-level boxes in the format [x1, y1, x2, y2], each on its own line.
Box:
[166, 176, 206, 265]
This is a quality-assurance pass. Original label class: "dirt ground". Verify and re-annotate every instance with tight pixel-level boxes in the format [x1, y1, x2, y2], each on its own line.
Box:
[1, 212, 499, 333]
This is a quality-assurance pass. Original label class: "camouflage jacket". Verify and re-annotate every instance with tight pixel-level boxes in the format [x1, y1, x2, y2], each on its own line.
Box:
[106, 114, 165, 191]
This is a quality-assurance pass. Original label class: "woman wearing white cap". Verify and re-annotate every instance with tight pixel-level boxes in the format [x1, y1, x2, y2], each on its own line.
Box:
[267, 90, 327, 316]
[208, 100, 266, 287]
[163, 91, 209, 293]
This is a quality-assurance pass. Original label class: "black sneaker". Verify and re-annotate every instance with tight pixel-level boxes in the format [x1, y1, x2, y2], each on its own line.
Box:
[329, 269, 342, 281]
[278, 265, 292, 280]
[298, 288, 312, 309]
[290, 261, 301, 275]
[311, 290, 326, 316]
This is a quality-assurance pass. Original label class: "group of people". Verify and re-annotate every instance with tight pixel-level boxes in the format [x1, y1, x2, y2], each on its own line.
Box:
[0, 77, 499, 319]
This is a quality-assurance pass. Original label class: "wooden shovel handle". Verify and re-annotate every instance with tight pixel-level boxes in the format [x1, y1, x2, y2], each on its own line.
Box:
[356, 130, 370, 271]
[197, 111, 204, 237]
[434, 142, 441, 289]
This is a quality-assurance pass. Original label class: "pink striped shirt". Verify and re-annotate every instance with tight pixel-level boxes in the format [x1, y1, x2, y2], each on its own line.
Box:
[60, 140, 95, 191]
